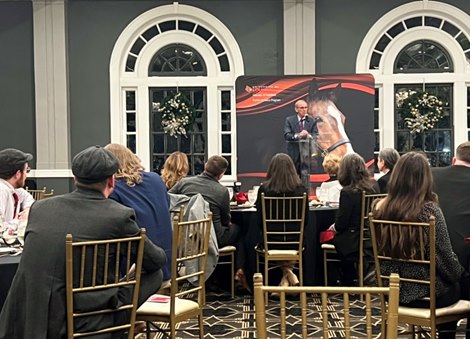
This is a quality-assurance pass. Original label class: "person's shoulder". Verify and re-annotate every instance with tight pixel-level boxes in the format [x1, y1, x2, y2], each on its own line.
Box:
[431, 166, 451, 175]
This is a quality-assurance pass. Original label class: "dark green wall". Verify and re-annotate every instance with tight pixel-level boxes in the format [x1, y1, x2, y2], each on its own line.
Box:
[315, 0, 470, 74]
[0, 1, 35, 162]
[67, 0, 283, 156]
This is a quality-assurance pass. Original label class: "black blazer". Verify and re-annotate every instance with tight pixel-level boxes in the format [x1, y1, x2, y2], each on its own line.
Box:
[332, 182, 378, 258]
[432, 165, 470, 272]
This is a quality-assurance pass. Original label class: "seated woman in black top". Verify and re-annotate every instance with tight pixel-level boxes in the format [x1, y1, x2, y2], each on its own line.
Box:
[377, 148, 400, 193]
[255, 153, 309, 287]
[331, 153, 378, 285]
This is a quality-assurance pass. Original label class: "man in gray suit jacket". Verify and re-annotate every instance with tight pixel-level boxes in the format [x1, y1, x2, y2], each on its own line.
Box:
[284, 100, 318, 178]
[432, 141, 470, 275]
[0, 146, 167, 339]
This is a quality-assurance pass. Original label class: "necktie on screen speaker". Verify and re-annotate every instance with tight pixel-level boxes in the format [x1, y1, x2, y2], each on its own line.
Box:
[299, 119, 304, 131]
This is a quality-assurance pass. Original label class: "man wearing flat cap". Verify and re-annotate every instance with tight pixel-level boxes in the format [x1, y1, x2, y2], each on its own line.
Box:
[0, 148, 35, 236]
[0, 146, 167, 339]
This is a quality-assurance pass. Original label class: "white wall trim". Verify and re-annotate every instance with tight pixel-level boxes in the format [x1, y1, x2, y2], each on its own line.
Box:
[29, 169, 73, 178]
[32, 0, 70, 170]
[283, 0, 315, 74]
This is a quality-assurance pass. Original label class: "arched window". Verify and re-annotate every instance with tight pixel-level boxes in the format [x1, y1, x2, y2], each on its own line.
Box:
[356, 2, 470, 170]
[149, 44, 207, 76]
[110, 4, 244, 182]
[394, 40, 453, 73]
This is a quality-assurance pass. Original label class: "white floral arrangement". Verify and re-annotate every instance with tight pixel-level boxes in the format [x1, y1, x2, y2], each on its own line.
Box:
[153, 92, 195, 137]
[396, 90, 445, 134]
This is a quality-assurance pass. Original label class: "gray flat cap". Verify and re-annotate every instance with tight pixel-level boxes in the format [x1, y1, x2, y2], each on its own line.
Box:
[72, 146, 119, 184]
[0, 148, 33, 175]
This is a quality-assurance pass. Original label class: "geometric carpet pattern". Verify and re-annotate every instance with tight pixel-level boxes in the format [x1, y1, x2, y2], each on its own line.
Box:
[140, 290, 468, 338]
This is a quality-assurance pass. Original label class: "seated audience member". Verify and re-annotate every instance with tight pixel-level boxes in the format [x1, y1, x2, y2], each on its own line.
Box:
[0, 146, 167, 339]
[373, 152, 465, 339]
[0, 148, 35, 236]
[105, 143, 172, 282]
[169, 155, 250, 292]
[255, 153, 309, 287]
[161, 151, 189, 190]
[319, 153, 342, 203]
[376, 148, 400, 193]
[432, 141, 470, 273]
[330, 153, 378, 285]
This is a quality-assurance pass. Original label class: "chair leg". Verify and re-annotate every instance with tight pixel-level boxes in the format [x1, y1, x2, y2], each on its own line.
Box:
[230, 252, 235, 298]
[170, 321, 176, 339]
[323, 250, 329, 286]
[264, 258, 269, 304]
[198, 312, 204, 339]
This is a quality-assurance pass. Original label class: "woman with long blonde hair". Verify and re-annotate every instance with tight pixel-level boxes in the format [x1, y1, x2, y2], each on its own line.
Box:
[104, 143, 172, 282]
[161, 151, 189, 190]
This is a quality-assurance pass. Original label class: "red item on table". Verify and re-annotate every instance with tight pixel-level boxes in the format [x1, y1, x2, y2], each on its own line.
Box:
[235, 192, 248, 204]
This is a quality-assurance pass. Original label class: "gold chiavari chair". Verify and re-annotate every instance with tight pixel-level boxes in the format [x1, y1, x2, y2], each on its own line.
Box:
[136, 211, 212, 339]
[65, 229, 146, 339]
[322, 191, 386, 286]
[256, 193, 307, 301]
[370, 215, 470, 338]
[253, 272, 400, 339]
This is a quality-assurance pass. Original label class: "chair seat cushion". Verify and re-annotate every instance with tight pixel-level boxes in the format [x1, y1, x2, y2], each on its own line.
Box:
[321, 243, 336, 250]
[266, 249, 299, 256]
[136, 295, 199, 317]
[399, 299, 470, 319]
[219, 245, 236, 254]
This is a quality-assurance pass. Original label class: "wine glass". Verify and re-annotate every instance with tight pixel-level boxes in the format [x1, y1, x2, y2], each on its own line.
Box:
[227, 187, 234, 201]
[247, 190, 257, 206]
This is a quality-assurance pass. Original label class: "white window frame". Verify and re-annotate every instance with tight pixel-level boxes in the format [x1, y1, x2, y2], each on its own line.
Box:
[356, 1, 470, 153]
[109, 3, 244, 183]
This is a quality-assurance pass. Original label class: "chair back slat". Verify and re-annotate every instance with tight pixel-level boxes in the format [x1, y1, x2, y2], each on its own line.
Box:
[254, 272, 400, 339]
[358, 192, 387, 287]
[261, 193, 307, 255]
[169, 209, 212, 311]
[369, 215, 437, 316]
[65, 230, 146, 339]
[25, 187, 54, 200]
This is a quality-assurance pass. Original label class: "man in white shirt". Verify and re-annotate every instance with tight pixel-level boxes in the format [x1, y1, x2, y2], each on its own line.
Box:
[0, 148, 35, 235]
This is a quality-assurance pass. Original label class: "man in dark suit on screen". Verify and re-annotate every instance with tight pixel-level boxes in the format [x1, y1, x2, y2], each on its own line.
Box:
[432, 141, 470, 275]
[284, 100, 317, 184]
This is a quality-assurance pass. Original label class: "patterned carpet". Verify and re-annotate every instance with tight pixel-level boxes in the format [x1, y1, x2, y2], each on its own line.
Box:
[138, 288, 469, 338]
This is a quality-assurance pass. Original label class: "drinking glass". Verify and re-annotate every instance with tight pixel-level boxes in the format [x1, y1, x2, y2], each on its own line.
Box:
[247, 190, 257, 206]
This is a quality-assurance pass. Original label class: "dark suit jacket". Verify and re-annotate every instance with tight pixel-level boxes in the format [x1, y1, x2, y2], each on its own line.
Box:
[377, 171, 391, 193]
[332, 183, 378, 259]
[284, 114, 317, 174]
[0, 189, 166, 339]
[432, 165, 470, 272]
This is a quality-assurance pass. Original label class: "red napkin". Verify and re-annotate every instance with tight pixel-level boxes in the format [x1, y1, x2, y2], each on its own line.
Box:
[235, 192, 248, 204]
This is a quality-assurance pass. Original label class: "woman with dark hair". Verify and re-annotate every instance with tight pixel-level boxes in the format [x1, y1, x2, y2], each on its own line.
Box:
[255, 153, 309, 287]
[373, 152, 464, 338]
[331, 153, 378, 285]
[377, 148, 400, 193]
